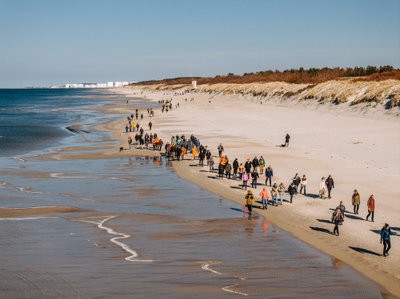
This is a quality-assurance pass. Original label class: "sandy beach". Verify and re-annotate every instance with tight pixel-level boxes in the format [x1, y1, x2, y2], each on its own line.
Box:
[109, 83, 400, 296]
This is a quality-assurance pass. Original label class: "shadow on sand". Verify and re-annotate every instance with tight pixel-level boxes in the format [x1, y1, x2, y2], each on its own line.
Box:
[317, 219, 333, 224]
[310, 226, 331, 234]
[349, 246, 381, 257]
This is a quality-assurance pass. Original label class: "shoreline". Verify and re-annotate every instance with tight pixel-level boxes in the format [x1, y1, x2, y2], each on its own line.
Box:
[8, 86, 399, 296]
[109, 86, 400, 297]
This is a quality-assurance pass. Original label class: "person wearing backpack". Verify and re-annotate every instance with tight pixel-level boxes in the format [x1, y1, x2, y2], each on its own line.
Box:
[245, 190, 254, 215]
[332, 208, 344, 236]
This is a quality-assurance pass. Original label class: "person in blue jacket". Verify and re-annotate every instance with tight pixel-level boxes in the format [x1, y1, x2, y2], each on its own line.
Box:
[380, 223, 395, 257]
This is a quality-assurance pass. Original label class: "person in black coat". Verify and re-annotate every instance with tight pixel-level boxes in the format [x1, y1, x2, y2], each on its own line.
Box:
[325, 175, 335, 199]
[233, 158, 239, 178]
[244, 159, 252, 174]
[288, 182, 296, 203]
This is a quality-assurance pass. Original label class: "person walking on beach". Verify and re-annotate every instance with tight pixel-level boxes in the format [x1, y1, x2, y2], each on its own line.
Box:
[149, 121, 152, 131]
[259, 187, 269, 210]
[278, 182, 286, 202]
[366, 194, 375, 222]
[352, 189, 361, 214]
[225, 162, 232, 179]
[265, 165, 273, 186]
[233, 158, 239, 178]
[218, 143, 224, 157]
[238, 163, 244, 180]
[380, 223, 395, 257]
[192, 146, 197, 160]
[206, 150, 212, 166]
[242, 172, 249, 190]
[251, 169, 259, 189]
[325, 175, 334, 199]
[127, 136, 132, 149]
[292, 173, 301, 193]
[319, 177, 327, 199]
[271, 183, 281, 205]
[209, 156, 215, 172]
[259, 156, 265, 174]
[245, 190, 254, 215]
[299, 174, 307, 196]
[336, 201, 346, 218]
[244, 158, 252, 175]
[288, 182, 296, 204]
[252, 156, 259, 172]
[332, 208, 344, 236]
[285, 133, 290, 147]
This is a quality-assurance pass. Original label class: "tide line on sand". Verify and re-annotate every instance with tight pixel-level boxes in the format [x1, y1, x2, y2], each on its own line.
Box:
[80, 215, 153, 263]
[201, 262, 248, 296]
[0, 216, 57, 221]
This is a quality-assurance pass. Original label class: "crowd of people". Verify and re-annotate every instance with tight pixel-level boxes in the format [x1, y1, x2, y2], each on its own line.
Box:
[122, 100, 395, 258]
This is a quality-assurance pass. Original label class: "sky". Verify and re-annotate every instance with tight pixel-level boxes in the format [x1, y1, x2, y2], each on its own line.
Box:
[0, 0, 399, 87]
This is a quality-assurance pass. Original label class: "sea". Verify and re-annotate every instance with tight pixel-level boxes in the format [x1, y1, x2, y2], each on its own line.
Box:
[0, 88, 394, 298]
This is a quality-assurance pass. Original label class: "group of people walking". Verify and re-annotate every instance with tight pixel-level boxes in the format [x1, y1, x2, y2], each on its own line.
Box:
[123, 102, 395, 258]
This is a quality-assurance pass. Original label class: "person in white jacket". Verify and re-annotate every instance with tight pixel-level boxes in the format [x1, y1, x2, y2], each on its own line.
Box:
[319, 177, 326, 199]
[300, 174, 307, 195]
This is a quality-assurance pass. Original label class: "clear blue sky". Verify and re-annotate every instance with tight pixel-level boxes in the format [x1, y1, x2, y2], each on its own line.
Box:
[1, 0, 399, 87]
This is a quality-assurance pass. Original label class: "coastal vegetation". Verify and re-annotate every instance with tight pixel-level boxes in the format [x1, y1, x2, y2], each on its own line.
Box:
[133, 66, 400, 85]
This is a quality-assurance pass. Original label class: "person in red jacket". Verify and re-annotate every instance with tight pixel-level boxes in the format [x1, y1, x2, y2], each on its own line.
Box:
[366, 194, 375, 222]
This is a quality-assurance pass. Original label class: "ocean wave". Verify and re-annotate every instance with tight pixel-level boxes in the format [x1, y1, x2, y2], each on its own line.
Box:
[80, 216, 153, 263]
[50, 173, 96, 179]
[16, 186, 43, 194]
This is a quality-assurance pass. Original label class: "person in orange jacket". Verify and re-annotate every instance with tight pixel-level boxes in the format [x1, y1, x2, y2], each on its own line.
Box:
[366, 194, 375, 222]
[191, 146, 197, 160]
[259, 187, 269, 210]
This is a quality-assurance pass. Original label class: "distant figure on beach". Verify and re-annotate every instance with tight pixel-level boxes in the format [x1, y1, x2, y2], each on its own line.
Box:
[366, 194, 375, 222]
[245, 190, 254, 215]
[292, 173, 301, 193]
[149, 121, 152, 131]
[225, 162, 232, 179]
[336, 201, 346, 218]
[209, 157, 215, 172]
[218, 143, 224, 157]
[252, 156, 259, 172]
[332, 208, 344, 236]
[127, 136, 132, 149]
[325, 175, 335, 198]
[265, 165, 273, 186]
[271, 183, 281, 205]
[242, 172, 249, 190]
[244, 158, 252, 175]
[233, 158, 239, 178]
[285, 133, 290, 147]
[300, 175, 307, 195]
[380, 223, 395, 257]
[278, 182, 286, 202]
[259, 187, 269, 210]
[251, 169, 259, 188]
[319, 177, 326, 199]
[258, 156, 265, 174]
[352, 189, 360, 214]
[238, 163, 244, 180]
[288, 182, 296, 203]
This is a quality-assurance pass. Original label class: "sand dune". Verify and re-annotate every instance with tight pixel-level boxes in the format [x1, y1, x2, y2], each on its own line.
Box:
[131, 79, 400, 113]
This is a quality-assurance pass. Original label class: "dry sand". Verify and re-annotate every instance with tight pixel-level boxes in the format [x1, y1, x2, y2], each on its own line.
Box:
[109, 84, 400, 296]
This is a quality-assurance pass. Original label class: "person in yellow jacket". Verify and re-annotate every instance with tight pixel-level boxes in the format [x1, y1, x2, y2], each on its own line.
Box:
[245, 190, 254, 215]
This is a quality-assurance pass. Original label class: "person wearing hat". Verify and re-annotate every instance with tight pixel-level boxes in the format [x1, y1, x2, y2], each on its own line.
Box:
[245, 190, 254, 215]
[352, 189, 361, 214]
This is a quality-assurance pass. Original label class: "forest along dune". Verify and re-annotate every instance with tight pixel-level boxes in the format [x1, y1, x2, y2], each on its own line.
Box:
[117, 79, 400, 296]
